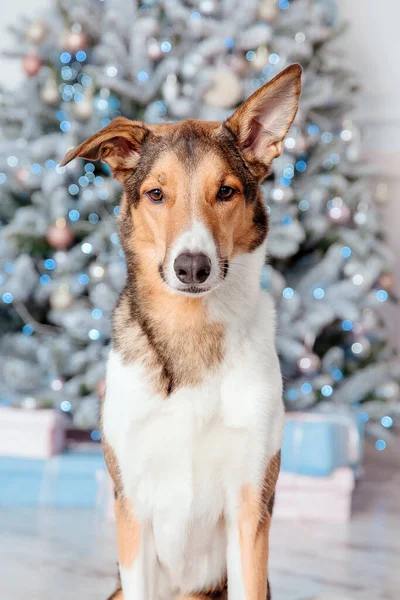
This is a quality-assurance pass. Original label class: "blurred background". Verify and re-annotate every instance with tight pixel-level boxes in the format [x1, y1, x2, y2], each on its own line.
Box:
[0, 1, 399, 599]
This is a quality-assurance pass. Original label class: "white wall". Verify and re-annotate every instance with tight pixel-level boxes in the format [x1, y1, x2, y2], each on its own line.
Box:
[338, 0, 400, 152]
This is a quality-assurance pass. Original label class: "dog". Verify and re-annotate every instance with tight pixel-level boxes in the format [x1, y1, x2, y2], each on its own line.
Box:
[61, 63, 302, 600]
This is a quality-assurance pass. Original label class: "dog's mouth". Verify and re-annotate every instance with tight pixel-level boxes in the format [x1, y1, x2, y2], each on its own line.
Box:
[176, 285, 213, 296]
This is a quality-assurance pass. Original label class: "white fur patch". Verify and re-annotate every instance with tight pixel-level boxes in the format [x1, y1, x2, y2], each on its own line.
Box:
[104, 240, 284, 598]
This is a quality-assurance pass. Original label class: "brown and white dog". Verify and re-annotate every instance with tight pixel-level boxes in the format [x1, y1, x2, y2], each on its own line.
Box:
[61, 63, 302, 600]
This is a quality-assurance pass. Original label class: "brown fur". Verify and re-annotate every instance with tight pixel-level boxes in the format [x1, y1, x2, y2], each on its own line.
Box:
[237, 452, 281, 600]
[107, 588, 123, 600]
[115, 496, 141, 569]
[102, 437, 123, 496]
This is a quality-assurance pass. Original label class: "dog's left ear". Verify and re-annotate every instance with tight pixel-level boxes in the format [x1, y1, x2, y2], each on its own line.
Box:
[60, 116, 150, 182]
[225, 63, 302, 179]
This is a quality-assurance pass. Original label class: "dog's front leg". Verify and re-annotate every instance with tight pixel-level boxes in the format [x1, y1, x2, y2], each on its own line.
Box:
[226, 453, 280, 600]
[115, 495, 158, 600]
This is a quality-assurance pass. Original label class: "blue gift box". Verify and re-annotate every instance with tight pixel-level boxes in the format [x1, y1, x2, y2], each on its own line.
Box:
[281, 412, 364, 477]
[0, 449, 105, 507]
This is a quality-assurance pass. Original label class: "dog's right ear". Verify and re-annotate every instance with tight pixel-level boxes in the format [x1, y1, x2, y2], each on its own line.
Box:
[59, 117, 150, 182]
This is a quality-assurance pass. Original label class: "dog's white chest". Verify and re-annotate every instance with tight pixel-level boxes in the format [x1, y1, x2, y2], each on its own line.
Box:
[103, 292, 284, 590]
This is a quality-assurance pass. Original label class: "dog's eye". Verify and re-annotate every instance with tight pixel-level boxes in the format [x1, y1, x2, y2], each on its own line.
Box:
[146, 189, 164, 203]
[217, 186, 236, 201]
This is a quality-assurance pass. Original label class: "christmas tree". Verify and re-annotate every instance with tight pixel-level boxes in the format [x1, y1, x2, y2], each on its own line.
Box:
[0, 0, 398, 436]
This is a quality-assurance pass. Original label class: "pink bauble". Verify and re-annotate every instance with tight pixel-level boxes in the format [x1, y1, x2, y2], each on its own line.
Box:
[14, 167, 31, 189]
[379, 272, 395, 292]
[297, 352, 321, 375]
[328, 203, 350, 224]
[46, 224, 74, 249]
[96, 377, 106, 401]
[61, 30, 88, 53]
[23, 53, 42, 77]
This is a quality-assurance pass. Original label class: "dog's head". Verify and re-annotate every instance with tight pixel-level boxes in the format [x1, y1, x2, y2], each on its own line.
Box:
[61, 64, 301, 297]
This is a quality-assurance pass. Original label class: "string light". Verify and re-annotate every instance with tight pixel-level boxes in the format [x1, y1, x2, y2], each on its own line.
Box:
[298, 199, 309, 211]
[22, 324, 34, 335]
[341, 246, 352, 258]
[2, 292, 13, 304]
[88, 328, 100, 340]
[321, 384, 333, 397]
[44, 259, 56, 270]
[81, 242, 93, 254]
[282, 287, 294, 299]
[160, 41, 172, 53]
[301, 382, 312, 394]
[313, 287, 325, 299]
[376, 290, 388, 302]
[381, 416, 393, 428]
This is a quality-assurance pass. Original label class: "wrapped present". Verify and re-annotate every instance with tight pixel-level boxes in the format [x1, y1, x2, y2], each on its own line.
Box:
[281, 411, 364, 477]
[274, 467, 355, 522]
[0, 448, 105, 507]
[0, 407, 66, 459]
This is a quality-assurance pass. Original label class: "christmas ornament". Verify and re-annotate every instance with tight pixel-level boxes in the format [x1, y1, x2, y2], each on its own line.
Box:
[375, 381, 400, 401]
[297, 352, 321, 375]
[14, 167, 31, 189]
[203, 69, 242, 108]
[46, 219, 74, 249]
[50, 284, 74, 310]
[147, 38, 162, 60]
[89, 261, 106, 281]
[162, 74, 179, 103]
[72, 92, 93, 120]
[375, 182, 388, 204]
[61, 28, 88, 53]
[96, 377, 106, 400]
[379, 272, 395, 292]
[23, 53, 42, 77]
[258, 0, 278, 21]
[226, 55, 248, 77]
[252, 46, 269, 70]
[25, 19, 47, 44]
[40, 77, 60, 105]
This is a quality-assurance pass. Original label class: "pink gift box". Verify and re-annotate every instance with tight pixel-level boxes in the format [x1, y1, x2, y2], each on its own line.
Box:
[98, 467, 355, 523]
[0, 407, 66, 459]
[274, 467, 355, 522]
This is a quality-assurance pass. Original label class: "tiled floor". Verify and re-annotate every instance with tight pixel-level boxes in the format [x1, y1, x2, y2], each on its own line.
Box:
[1, 440, 399, 600]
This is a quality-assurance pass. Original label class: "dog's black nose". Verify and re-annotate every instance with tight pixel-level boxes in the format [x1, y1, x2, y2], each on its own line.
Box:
[174, 253, 211, 284]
